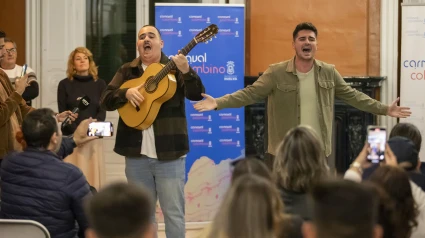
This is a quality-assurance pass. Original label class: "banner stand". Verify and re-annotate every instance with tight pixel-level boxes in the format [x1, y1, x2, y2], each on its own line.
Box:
[155, 3, 245, 229]
[400, 3, 425, 161]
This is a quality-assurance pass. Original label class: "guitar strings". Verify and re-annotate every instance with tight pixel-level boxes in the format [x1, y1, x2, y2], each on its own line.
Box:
[143, 39, 197, 92]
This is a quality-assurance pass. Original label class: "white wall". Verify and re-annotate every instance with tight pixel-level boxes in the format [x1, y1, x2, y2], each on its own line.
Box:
[39, 0, 86, 110]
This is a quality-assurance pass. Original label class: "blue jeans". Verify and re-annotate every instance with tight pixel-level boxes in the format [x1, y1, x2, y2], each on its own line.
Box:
[125, 156, 185, 238]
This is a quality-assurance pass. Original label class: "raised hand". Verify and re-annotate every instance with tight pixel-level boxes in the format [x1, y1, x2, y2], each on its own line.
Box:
[56, 111, 78, 124]
[387, 97, 411, 118]
[15, 74, 29, 95]
[73, 117, 99, 146]
[193, 93, 218, 112]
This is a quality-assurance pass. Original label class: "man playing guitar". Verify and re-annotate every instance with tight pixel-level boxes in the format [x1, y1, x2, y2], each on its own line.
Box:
[101, 25, 205, 238]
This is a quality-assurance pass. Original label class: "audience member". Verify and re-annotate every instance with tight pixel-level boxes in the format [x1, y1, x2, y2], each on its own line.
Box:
[345, 143, 425, 238]
[302, 179, 383, 238]
[205, 174, 288, 238]
[388, 136, 425, 190]
[363, 181, 399, 238]
[231, 157, 273, 183]
[230, 157, 303, 238]
[58, 47, 106, 135]
[84, 182, 155, 238]
[362, 123, 425, 191]
[389, 123, 425, 187]
[390, 122, 422, 151]
[0, 30, 76, 163]
[369, 166, 419, 238]
[273, 125, 329, 220]
[58, 46, 106, 189]
[1, 108, 93, 238]
[0, 38, 39, 106]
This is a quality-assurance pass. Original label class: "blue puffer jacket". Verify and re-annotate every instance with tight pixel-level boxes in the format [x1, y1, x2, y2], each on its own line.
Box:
[1, 144, 91, 238]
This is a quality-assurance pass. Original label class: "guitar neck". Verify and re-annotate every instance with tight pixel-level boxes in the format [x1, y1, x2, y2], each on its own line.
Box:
[155, 38, 198, 80]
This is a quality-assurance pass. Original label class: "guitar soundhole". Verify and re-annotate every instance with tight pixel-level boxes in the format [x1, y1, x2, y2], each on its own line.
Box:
[145, 76, 158, 93]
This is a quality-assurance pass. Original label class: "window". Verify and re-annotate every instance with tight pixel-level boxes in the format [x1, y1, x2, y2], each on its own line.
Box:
[86, 0, 137, 84]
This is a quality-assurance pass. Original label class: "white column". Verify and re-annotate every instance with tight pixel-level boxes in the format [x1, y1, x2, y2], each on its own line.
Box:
[25, 0, 42, 108]
[380, 0, 399, 133]
[39, 0, 86, 110]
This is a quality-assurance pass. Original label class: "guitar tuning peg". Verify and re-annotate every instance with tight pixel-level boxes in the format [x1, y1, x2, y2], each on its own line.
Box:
[210, 38, 212, 41]
[205, 41, 209, 44]
[214, 36, 217, 38]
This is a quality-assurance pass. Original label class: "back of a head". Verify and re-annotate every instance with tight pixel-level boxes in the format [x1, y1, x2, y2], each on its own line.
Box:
[231, 157, 272, 183]
[362, 181, 404, 238]
[85, 182, 153, 238]
[390, 123, 422, 152]
[274, 126, 328, 192]
[22, 108, 57, 149]
[310, 179, 379, 238]
[208, 174, 284, 238]
[368, 166, 418, 237]
[0, 30, 5, 38]
[387, 136, 419, 171]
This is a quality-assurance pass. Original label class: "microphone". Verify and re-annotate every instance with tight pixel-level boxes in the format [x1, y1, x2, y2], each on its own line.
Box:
[61, 95, 91, 128]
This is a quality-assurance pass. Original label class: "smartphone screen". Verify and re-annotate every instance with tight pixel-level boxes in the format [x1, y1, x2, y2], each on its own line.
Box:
[87, 122, 113, 137]
[367, 126, 386, 163]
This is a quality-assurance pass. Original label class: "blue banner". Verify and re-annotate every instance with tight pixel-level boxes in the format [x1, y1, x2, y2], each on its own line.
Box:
[155, 4, 245, 222]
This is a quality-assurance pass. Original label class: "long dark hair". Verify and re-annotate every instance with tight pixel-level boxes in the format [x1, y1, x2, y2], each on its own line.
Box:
[368, 166, 418, 238]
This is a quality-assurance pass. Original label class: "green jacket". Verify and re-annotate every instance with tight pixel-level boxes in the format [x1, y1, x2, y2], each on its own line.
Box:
[216, 57, 388, 156]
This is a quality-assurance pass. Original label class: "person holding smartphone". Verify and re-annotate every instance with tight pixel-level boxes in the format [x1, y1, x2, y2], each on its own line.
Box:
[0, 30, 77, 166]
[0, 38, 39, 106]
[57, 47, 107, 189]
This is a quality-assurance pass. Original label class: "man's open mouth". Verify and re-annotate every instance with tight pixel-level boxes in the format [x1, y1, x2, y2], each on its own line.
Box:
[302, 48, 312, 53]
[144, 45, 152, 52]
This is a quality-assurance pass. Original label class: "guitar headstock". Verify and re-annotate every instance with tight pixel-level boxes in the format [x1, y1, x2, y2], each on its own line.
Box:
[195, 24, 219, 43]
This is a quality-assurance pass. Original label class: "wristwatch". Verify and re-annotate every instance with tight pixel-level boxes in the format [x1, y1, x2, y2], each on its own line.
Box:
[350, 161, 363, 174]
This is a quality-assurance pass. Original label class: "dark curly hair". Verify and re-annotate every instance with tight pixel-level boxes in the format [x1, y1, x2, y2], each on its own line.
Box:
[368, 166, 418, 238]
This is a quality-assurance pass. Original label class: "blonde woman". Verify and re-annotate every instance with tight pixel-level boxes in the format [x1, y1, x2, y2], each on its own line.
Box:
[274, 125, 330, 220]
[57, 47, 106, 189]
[201, 174, 302, 238]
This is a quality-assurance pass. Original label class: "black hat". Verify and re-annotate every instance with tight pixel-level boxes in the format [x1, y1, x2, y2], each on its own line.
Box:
[388, 136, 419, 170]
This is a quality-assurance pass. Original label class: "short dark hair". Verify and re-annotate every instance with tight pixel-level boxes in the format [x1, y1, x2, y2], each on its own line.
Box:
[311, 179, 379, 238]
[231, 157, 272, 183]
[390, 123, 422, 152]
[0, 30, 6, 38]
[85, 182, 153, 238]
[22, 108, 57, 148]
[293, 22, 318, 40]
[141, 25, 162, 38]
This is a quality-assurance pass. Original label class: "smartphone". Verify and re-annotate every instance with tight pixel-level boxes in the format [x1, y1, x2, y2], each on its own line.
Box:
[21, 64, 27, 77]
[87, 121, 114, 137]
[367, 126, 387, 163]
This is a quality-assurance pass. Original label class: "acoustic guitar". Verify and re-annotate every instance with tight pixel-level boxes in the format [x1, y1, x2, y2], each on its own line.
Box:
[118, 24, 219, 130]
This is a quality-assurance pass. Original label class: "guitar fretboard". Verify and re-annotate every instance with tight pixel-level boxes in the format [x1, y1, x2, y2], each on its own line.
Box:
[152, 39, 197, 84]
